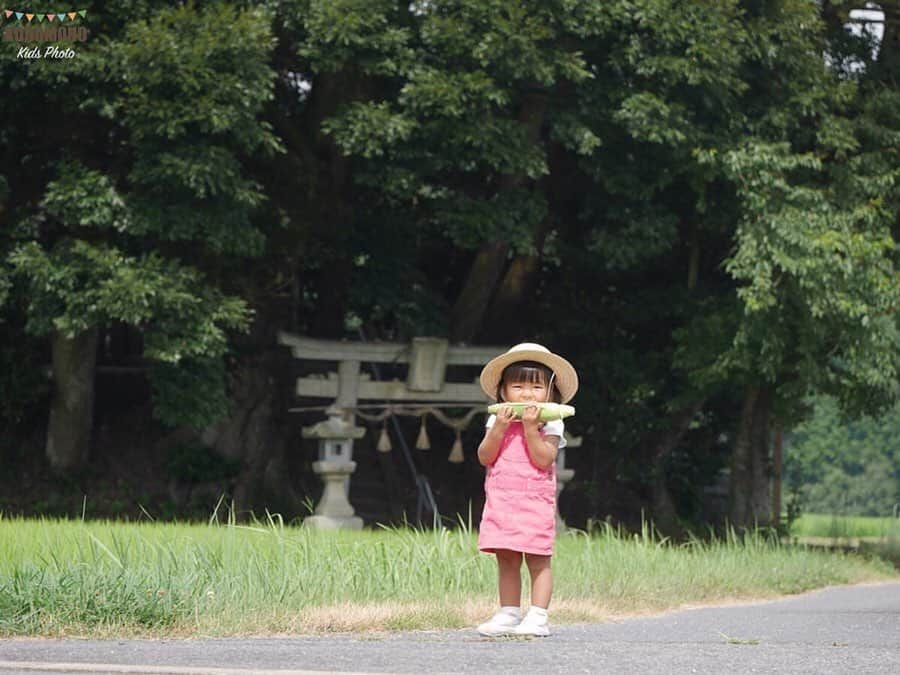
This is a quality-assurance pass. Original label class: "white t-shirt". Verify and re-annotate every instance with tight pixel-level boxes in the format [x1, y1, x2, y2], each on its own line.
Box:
[485, 414, 567, 449]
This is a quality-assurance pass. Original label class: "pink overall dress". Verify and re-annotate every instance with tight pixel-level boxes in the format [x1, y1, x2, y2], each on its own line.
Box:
[478, 421, 557, 556]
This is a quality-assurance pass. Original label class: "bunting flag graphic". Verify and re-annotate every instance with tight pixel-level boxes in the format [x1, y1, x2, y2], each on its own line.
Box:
[1, 9, 88, 22]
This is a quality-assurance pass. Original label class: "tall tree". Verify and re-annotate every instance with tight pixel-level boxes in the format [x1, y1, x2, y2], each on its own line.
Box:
[2, 3, 279, 473]
[689, 1, 900, 527]
[317, 0, 605, 342]
[282, 0, 900, 529]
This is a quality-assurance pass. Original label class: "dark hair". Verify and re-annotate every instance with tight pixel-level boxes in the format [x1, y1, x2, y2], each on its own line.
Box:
[496, 360, 562, 403]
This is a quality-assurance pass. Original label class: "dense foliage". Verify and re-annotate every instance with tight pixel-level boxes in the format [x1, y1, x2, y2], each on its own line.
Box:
[0, 1, 897, 526]
[786, 395, 900, 517]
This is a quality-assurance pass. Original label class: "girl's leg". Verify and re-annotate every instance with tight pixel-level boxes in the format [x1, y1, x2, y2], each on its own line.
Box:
[523, 553, 552, 608]
[495, 549, 523, 606]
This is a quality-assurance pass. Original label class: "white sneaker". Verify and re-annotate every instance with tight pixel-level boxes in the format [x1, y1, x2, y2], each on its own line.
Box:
[513, 606, 550, 637]
[477, 607, 522, 636]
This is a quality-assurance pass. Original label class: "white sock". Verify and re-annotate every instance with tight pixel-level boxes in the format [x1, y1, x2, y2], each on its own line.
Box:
[499, 605, 521, 616]
[528, 605, 548, 618]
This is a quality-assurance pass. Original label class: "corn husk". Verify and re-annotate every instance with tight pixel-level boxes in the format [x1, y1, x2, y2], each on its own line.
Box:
[486, 402, 575, 421]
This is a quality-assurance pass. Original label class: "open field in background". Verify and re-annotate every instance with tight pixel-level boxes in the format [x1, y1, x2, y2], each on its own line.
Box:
[790, 513, 900, 540]
[0, 515, 896, 637]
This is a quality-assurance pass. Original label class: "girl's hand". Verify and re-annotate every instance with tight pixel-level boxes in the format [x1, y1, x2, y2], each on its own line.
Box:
[521, 404, 541, 430]
[494, 404, 516, 429]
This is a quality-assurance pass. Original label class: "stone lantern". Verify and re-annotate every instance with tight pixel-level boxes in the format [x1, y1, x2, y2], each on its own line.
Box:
[302, 410, 366, 530]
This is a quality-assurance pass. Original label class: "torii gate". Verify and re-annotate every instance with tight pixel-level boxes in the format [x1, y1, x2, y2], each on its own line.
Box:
[278, 333, 578, 529]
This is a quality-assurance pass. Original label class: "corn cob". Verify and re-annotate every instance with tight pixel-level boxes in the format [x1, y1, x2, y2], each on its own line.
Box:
[486, 402, 575, 421]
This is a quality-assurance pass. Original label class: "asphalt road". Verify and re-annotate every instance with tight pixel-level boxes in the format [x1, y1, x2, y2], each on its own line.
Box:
[1, 582, 899, 674]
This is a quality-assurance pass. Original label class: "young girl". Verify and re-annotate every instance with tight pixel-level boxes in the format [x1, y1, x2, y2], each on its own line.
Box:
[475, 342, 578, 637]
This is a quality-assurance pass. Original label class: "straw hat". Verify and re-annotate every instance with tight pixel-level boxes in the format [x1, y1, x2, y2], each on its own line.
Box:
[479, 343, 578, 403]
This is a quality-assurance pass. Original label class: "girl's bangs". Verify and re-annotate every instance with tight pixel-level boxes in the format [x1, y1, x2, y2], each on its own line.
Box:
[501, 361, 551, 385]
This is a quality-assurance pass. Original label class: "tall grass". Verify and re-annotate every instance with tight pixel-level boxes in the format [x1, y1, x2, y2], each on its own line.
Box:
[0, 514, 895, 637]
[790, 513, 900, 539]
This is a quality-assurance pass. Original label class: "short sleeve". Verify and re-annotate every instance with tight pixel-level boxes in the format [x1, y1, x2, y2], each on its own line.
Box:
[542, 418, 567, 449]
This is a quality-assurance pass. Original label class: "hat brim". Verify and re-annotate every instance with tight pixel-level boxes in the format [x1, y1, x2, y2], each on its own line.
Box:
[479, 349, 578, 403]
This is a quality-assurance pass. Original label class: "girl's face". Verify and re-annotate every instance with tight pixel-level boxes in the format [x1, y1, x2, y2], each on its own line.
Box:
[501, 374, 549, 403]
[497, 361, 560, 403]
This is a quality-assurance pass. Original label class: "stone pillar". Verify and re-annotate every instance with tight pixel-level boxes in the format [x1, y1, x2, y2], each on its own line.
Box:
[302, 413, 366, 530]
[306, 461, 362, 529]
[556, 465, 575, 532]
[556, 433, 581, 533]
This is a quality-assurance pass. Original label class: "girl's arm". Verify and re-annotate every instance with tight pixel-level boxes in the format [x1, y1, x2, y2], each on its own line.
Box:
[521, 406, 560, 469]
[477, 407, 513, 466]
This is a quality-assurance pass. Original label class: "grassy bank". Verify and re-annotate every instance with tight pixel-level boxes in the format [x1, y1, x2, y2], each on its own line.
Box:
[790, 513, 900, 539]
[0, 516, 895, 637]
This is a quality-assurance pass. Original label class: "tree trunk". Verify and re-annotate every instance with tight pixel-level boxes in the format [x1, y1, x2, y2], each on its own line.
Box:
[729, 386, 756, 528]
[448, 90, 548, 344]
[749, 386, 772, 523]
[687, 225, 700, 290]
[46, 327, 99, 475]
[299, 68, 369, 338]
[308, 82, 354, 339]
[636, 399, 706, 536]
[649, 474, 681, 537]
[481, 220, 551, 344]
[210, 347, 303, 519]
[728, 385, 772, 529]
[449, 241, 510, 343]
[771, 420, 783, 529]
